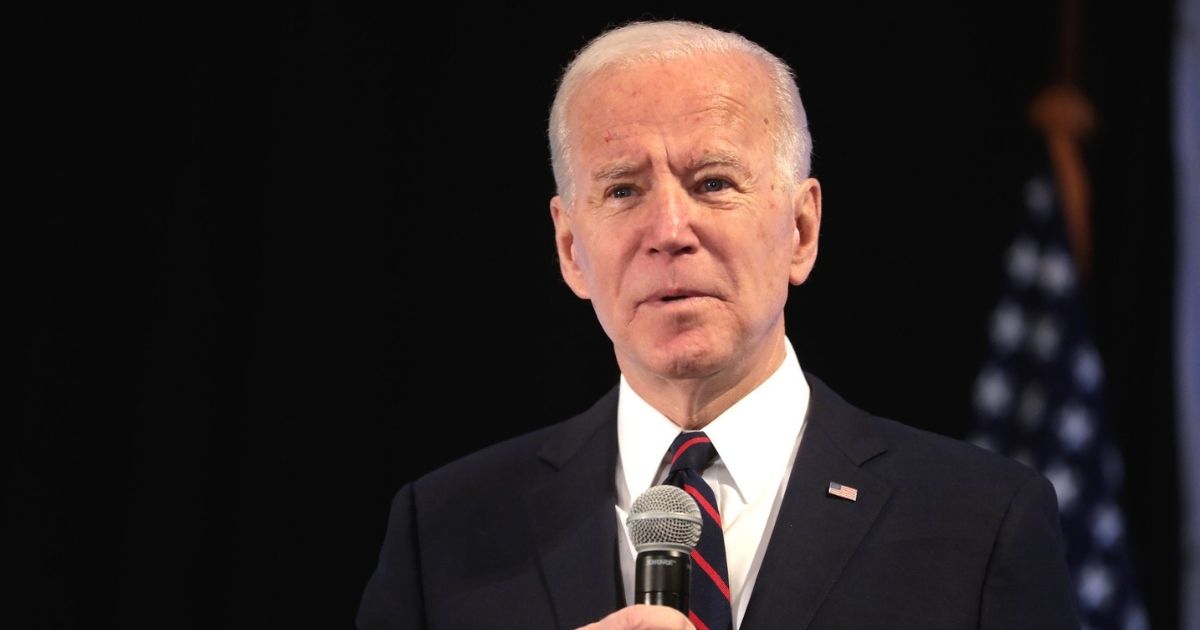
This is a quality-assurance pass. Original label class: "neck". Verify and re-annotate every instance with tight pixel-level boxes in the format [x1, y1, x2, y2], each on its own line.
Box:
[621, 331, 789, 430]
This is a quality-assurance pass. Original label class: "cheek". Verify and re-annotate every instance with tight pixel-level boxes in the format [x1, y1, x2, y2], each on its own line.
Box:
[576, 232, 623, 295]
[746, 209, 798, 288]
[751, 205, 793, 254]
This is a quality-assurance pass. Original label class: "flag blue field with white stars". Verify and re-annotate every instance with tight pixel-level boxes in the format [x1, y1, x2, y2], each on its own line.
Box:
[970, 175, 1149, 630]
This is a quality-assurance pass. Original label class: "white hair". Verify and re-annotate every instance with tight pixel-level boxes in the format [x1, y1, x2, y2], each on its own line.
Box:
[548, 20, 812, 206]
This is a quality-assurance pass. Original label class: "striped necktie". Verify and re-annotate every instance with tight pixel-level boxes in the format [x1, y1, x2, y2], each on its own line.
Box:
[663, 431, 732, 630]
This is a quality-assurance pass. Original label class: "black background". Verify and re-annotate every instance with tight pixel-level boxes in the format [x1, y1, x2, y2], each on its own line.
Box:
[15, 2, 1179, 628]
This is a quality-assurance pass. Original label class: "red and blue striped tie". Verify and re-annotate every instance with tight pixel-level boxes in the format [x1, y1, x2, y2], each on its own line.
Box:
[664, 431, 732, 630]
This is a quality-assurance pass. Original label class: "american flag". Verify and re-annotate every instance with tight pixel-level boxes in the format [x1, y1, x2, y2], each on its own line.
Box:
[827, 481, 858, 502]
[970, 174, 1148, 630]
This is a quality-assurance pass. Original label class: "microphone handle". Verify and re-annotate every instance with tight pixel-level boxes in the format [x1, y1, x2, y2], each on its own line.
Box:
[633, 548, 691, 614]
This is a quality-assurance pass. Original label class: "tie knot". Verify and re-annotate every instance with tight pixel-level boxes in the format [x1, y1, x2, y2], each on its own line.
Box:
[667, 431, 718, 474]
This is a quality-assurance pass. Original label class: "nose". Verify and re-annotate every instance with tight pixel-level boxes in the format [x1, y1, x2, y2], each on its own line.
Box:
[644, 183, 699, 257]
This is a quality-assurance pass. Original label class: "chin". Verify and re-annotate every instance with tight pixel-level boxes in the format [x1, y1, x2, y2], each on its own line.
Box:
[645, 332, 733, 380]
[657, 355, 722, 380]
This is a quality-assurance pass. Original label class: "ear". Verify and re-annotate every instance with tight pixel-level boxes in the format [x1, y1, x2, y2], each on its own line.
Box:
[550, 196, 591, 299]
[789, 177, 822, 285]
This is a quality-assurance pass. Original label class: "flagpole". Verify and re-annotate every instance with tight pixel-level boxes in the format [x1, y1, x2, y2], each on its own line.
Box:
[1028, 0, 1095, 278]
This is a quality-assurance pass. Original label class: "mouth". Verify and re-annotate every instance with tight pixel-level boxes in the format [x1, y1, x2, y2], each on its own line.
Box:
[644, 290, 711, 304]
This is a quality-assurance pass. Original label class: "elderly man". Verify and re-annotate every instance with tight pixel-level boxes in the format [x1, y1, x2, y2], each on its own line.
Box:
[358, 20, 1079, 630]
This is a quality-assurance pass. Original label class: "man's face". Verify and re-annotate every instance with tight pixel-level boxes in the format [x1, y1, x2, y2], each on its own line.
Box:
[550, 52, 821, 385]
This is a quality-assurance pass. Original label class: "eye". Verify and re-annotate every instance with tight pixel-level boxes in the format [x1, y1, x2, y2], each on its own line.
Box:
[698, 178, 731, 193]
[609, 185, 635, 199]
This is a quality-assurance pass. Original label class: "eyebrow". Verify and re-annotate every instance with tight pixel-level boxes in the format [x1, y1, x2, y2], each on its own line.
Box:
[592, 161, 644, 182]
[688, 151, 751, 175]
[589, 151, 752, 182]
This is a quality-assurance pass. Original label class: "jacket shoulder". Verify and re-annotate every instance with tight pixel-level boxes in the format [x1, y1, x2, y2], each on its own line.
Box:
[412, 385, 618, 509]
[873, 414, 1040, 490]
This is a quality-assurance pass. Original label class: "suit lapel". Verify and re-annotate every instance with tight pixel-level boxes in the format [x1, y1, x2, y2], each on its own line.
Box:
[524, 387, 622, 629]
[741, 375, 893, 630]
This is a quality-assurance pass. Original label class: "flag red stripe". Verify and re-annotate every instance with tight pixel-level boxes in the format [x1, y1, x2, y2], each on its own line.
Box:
[670, 436, 711, 466]
[688, 611, 711, 630]
[690, 549, 731, 601]
[683, 483, 723, 528]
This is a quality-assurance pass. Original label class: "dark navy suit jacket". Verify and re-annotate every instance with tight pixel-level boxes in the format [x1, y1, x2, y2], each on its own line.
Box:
[357, 374, 1080, 629]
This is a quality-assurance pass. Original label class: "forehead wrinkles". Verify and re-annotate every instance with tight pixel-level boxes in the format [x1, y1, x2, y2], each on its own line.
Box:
[576, 95, 764, 168]
[581, 62, 758, 122]
[584, 104, 746, 146]
[566, 54, 777, 178]
[585, 129, 768, 196]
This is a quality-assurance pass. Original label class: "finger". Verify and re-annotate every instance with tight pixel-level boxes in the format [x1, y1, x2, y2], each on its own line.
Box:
[573, 604, 695, 629]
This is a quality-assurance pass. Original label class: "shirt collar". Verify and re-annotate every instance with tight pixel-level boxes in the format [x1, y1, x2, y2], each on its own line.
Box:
[617, 338, 810, 504]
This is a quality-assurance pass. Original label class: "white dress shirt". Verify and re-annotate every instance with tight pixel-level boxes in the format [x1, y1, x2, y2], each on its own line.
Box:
[614, 339, 810, 629]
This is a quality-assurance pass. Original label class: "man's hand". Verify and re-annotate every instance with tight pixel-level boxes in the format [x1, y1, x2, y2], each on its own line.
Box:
[574, 604, 696, 630]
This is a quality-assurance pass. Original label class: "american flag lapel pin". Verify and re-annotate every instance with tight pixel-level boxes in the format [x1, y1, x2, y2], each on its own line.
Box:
[827, 481, 859, 502]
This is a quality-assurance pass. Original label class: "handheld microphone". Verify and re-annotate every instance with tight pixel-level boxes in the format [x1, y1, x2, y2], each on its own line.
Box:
[626, 485, 702, 614]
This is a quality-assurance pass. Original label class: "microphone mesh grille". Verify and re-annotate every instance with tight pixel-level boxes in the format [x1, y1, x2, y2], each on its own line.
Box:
[627, 484, 702, 551]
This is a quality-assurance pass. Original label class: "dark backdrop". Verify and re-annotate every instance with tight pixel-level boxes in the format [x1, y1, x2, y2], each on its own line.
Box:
[14, 2, 1178, 628]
